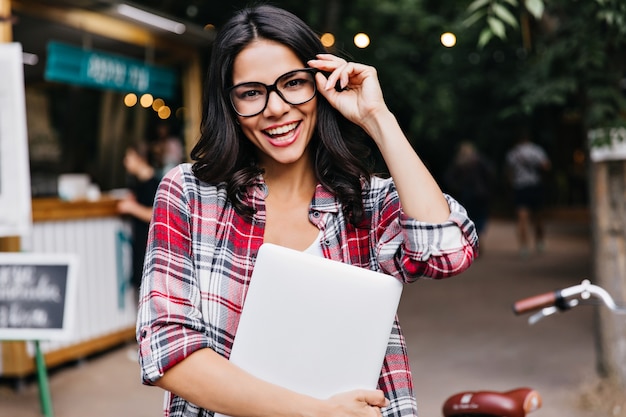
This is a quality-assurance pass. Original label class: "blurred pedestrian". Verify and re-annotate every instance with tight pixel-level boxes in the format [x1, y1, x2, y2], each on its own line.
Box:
[444, 141, 495, 240]
[117, 144, 160, 297]
[505, 130, 551, 257]
[152, 122, 185, 177]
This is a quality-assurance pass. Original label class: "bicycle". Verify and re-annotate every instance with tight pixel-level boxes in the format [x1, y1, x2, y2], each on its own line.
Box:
[441, 279, 626, 417]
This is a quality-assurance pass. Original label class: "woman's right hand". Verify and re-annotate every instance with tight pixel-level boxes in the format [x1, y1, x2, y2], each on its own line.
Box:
[152, 348, 389, 417]
[324, 389, 389, 417]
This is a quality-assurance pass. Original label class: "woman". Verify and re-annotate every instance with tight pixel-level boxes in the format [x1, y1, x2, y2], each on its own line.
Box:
[137, 5, 478, 417]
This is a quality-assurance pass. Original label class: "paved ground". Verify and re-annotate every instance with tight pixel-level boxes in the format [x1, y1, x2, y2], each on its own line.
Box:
[1, 216, 624, 417]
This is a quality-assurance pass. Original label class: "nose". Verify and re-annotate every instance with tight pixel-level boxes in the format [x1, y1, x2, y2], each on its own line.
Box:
[263, 89, 290, 116]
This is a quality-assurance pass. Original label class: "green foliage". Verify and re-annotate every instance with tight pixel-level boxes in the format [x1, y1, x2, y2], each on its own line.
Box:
[525, 0, 545, 19]
[461, 0, 626, 132]
[463, 0, 528, 48]
[318, 0, 534, 171]
[208, 0, 626, 173]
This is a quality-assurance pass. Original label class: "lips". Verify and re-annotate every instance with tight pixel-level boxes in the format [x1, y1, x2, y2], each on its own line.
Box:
[264, 121, 300, 138]
[262, 121, 301, 147]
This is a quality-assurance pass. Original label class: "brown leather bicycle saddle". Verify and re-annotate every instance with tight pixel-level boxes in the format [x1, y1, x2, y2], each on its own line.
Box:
[442, 387, 542, 417]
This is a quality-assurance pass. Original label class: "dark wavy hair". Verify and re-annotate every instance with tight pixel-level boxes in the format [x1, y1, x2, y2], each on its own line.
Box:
[190, 4, 373, 226]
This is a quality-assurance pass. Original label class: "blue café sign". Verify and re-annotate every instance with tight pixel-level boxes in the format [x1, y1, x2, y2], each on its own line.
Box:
[44, 41, 177, 99]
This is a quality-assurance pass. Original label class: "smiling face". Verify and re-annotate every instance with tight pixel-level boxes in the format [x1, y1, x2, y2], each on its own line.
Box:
[231, 39, 318, 169]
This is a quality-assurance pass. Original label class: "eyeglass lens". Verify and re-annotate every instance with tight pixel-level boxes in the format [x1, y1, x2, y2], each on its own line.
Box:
[229, 69, 317, 117]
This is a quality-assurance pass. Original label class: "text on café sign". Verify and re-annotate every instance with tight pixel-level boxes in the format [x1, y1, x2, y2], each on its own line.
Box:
[45, 41, 177, 99]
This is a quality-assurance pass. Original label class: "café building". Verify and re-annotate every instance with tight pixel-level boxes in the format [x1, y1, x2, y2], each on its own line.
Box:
[0, 0, 212, 378]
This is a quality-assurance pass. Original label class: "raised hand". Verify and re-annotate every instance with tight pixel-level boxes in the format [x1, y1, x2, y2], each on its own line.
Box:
[308, 54, 388, 132]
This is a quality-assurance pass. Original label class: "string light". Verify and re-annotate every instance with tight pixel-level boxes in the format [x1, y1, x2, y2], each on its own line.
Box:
[354, 33, 370, 48]
[152, 98, 165, 111]
[441, 32, 457, 48]
[140, 93, 154, 108]
[320, 33, 335, 48]
[158, 105, 172, 119]
[124, 93, 138, 107]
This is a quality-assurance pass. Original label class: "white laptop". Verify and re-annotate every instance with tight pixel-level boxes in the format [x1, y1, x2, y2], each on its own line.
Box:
[214, 243, 403, 417]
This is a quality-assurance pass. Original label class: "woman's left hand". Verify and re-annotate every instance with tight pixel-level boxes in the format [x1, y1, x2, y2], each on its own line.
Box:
[310, 55, 452, 223]
[308, 54, 388, 129]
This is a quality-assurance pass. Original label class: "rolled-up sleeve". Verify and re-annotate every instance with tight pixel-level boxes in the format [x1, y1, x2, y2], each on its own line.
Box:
[136, 167, 212, 384]
[373, 177, 478, 281]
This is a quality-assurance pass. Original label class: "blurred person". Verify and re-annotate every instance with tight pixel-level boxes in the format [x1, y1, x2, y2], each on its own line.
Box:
[505, 131, 551, 257]
[152, 122, 185, 177]
[117, 144, 160, 297]
[136, 5, 479, 417]
[444, 141, 495, 241]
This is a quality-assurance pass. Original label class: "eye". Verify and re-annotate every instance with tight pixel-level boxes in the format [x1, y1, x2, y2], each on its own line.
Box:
[233, 83, 266, 101]
[280, 73, 312, 90]
[285, 78, 306, 88]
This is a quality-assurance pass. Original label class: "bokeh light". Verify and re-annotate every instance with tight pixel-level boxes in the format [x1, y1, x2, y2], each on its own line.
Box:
[158, 105, 172, 119]
[320, 33, 335, 48]
[441, 32, 457, 48]
[152, 98, 165, 112]
[140, 93, 154, 108]
[354, 33, 370, 49]
[124, 93, 137, 107]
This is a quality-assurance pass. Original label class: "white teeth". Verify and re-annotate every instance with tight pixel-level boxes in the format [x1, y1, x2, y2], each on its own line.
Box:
[265, 122, 298, 136]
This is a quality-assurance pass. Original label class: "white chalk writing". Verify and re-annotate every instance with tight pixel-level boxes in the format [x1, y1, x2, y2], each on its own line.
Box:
[0, 266, 61, 302]
[0, 304, 49, 327]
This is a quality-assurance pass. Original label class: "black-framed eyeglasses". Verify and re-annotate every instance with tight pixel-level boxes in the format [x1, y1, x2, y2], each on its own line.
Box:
[228, 68, 318, 117]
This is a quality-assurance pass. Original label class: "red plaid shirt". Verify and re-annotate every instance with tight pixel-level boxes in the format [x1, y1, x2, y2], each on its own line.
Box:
[137, 163, 478, 417]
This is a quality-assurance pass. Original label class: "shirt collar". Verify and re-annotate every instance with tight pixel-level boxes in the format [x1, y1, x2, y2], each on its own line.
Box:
[245, 176, 340, 214]
[311, 183, 340, 213]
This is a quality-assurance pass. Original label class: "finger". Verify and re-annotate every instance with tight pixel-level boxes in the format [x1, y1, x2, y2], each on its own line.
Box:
[361, 389, 389, 408]
[325, 66, 346, 91]
[315, 53, 346, 64]
[314, 73, 340, 103]
[325, 61, 364, 91]
[307, 55, 347, 74]
[313, 58, 346, 88]
[314, 71, 333, 95]
[338, 62, 355, 89]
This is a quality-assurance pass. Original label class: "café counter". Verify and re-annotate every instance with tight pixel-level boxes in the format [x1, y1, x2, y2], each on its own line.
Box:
[0, 197, 136, 378]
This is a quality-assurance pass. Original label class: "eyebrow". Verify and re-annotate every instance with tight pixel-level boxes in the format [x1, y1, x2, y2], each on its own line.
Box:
[231, 68, 313, 87]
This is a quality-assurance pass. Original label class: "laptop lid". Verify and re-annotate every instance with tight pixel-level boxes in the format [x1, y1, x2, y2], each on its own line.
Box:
[214, 243, 403, 416]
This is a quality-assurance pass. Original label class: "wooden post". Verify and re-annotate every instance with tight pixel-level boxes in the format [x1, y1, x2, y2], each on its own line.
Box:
[589, 160, 626, 387]
[182, 53, 202, 158]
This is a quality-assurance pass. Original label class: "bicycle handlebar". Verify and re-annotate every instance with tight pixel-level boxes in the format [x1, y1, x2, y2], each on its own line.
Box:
[513, 279, 626, 324]
[513, 291, 559, 315]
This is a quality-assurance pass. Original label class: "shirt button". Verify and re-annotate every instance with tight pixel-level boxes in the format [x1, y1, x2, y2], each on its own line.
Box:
[323, 239, 332, 246]
[312, 211, 321, 218]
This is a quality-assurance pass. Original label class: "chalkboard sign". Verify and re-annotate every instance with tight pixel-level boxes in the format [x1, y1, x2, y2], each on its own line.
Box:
[0, 253, 78, 340]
